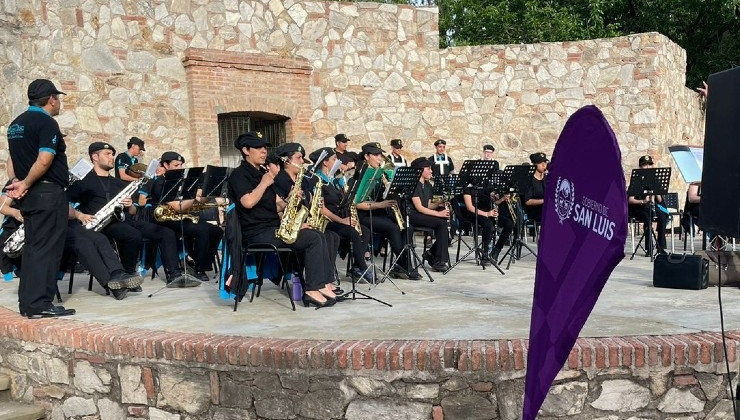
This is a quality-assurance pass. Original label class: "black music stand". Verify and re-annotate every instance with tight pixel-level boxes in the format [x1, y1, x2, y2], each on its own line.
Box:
[339, 164, 392, 307]
[444, 160, 504, 275]
[497, 165, 537, 269]
[628, 167, 671, 262]
[149, 167, 204, 292]
[378, 166, 432, 283]
[201, 165, 232, 199]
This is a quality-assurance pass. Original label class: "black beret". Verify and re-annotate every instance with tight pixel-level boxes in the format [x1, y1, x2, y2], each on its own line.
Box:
[483, 144, 495, 152]
[308, 147, 336, 166]
[276, 142, 312, 164]
[434, 139, 447, 146]
[88, 142, 116, 155]
[234, 131, 271, 149]
[410, 157, 433, 169]
[28, 79, 65, 100]
[530, 152, 548, 164]
[160, 151, 185, 164]
[361, 142, 385, 155]
[128, 136, 146, 151]
[335, 133, 350, 143]
[639, 155, 654, 166]
[390, 139, 403, 149]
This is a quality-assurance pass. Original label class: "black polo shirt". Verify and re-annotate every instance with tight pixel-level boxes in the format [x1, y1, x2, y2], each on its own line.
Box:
[7, 106, 68, 187]
[428, 154, 454, 177]
[523, 176, 546, 221]
[228, 161, 279, 238]
[308, 172, 347, 218]
[114, 152, 137, 179]
[463, 185, 493, 212]
[273, 170, 311, 208]
[409, 181, 433, 216]
[67, 172, 127, 215]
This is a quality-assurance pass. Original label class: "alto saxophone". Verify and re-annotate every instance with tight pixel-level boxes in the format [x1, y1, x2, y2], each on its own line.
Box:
[86, 176, 148, 231]
[275, 167, 308, 244]
[390, 201, 404, 231]
[349, 203, 361, 235]
[306, 177, 329, 232]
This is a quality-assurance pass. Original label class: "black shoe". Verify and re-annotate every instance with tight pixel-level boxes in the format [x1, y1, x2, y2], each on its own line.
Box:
[407, 271, 422, 280]
[432, 262, 448, 272]
[195, 271, 209, 282]
[108, 272, 143, 290]
[111, 288, 129, 300]
[389, 267, 409, 279]
[423, 250, 435, 265]
[129, 286, 143, 292]
[491, 249, 501, 265]
[302, 294, 333, 309]
[27, 306, 76, 319]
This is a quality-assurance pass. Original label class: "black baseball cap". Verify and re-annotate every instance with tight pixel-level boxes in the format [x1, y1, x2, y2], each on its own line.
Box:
[483, 144, 495, 152]
[160, 151, 185, 164]
[308, 147, 336, 166]
[335, 134, 350, 144]
[530, 152, 548, 164]
[434, 139, 447, 146]
[361, 142, 385, 155]
[88, 142, 116, 155]
[410, 157, 433, 169]
[128, 136, 146, 151]
[234, 131, 271, 149]
[390, 139, 403, 149]
[639, 155, 654, 166]
[27, 79, 65, 100]
[276, 142, 312, 164]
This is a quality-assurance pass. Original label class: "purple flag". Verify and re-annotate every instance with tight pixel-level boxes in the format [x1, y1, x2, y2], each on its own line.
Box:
[522, 106, 627, 419]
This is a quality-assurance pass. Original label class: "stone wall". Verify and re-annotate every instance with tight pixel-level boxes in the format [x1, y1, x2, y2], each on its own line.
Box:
[0, 0, 704, 197]
[0, 309, 737, 419]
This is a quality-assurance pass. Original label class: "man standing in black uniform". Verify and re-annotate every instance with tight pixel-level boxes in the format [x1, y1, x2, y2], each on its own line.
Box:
[334, 134, 357, 173]
[115, 136, 145, 182]
[6, 79, 74, 318]
[389, 139, 408, 168]
[429, 139, 454, 177]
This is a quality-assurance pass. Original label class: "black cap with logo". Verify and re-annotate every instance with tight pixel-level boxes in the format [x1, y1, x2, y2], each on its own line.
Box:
[235, 131, 271, 149]
[160, 151, 185, 164]
[27, 79, 65, 100]
[639, 155, 654, 166]
[335, 134, 350, 144]
[128, 136, 146, 151]
[410, 157, 433, 169]
[309, 147, 336, 166]
[434, 139, 447, 147]
[361, 142, 385, 155]
[88, 142, 116, 155]
[390, 139, 403, 149]
[530, 152, 548, 164]
[483, 144, 495, 152]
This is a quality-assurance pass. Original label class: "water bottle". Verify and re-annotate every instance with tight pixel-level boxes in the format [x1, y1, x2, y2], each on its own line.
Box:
[291, 274, 303, 301]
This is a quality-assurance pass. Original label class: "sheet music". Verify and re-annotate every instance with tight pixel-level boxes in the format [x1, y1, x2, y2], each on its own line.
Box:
[668, 145, 703, 183]
[145, 159, 160, 178]
[69, 159, 93, 180]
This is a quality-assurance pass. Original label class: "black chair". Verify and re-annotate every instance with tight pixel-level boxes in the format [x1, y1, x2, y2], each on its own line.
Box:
[662, 192, 682, 252]
[234, 243, 301, 312]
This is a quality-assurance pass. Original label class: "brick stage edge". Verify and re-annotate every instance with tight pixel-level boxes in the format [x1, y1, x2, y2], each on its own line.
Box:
[0, 308, 737, 419]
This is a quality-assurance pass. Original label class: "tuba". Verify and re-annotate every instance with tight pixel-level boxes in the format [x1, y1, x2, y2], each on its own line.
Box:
[275, 167, 308, 244]
[306, 177, 330, 232]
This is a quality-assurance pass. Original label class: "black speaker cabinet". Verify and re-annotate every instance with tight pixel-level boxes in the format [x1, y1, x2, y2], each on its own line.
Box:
[699, 66, 740, 237]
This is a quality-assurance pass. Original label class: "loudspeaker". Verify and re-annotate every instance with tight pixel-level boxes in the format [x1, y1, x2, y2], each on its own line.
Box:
[699, 66, 740, 237]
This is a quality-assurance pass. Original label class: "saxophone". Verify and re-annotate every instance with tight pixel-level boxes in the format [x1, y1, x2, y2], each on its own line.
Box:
[349, 203, 361, 234]
[85, 176, 148, 231]
[153, 202, 220, 224]
[306, 176, 329, 232]
[275, 167, 308, 244]
[390, 201, 404, 231]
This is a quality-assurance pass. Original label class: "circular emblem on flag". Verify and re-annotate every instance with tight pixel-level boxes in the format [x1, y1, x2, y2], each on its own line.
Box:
[554, 177, 575, 224]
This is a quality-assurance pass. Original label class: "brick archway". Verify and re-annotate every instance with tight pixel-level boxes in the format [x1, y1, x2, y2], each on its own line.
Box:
[183, 48, 313, 166]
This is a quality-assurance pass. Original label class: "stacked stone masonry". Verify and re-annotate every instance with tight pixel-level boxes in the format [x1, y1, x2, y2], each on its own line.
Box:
[0, 308, 736, 419]
[0, 0, 704, 201]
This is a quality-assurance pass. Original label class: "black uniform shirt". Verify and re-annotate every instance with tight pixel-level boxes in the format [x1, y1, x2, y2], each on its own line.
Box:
[463, 185, 493, 212]
[523, 176, 546, 220]
[7, 106, 68, 187]
[428, 154, 454, 177]
[228, 161, 279, 238]
[67, 172, 127, 215]
[409, 181, 433, 216]
[309, 172, 347, 218]
[114, 152, 137, 179]
[273, 170, 310, 208]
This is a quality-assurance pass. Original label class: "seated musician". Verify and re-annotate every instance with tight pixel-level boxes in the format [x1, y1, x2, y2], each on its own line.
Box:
[628, 155, 667, 254]
[147, 151, 224, 282]
[461, 177, 499, 266]
[67, 142, 200, 288]
[309, 147, 372, 282]
[0, 186, 23, 278]
[272, 143, 342, 293]
[682, 182, 701, 233]
[491, 189, 515, 264]
[522, 152, 548, 225]
[408, 157, 450, 272]
[354, 142, 417, 280]
[227, 132, 337, 308]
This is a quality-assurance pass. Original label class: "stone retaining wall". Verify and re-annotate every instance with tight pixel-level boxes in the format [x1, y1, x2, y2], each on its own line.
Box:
[0, 309, 736, 419]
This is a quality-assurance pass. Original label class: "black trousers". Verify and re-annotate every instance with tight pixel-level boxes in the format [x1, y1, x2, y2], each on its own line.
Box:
[245, 228, 333, 291]
[629, 204, 667, 250]
[67, 223, 124, 287]
[323, 229, 340, 274]
[327, 222, 369, 270]
[104, 220, 181, 277]
[18, 183, 68, 315]
[102, 221, 143, 274]
[358, 212, 408, 269]
[494, 215, 515, 251]
[463, 212, 495, 252]
[409, 213, 449, 264]
[158, 220, 223, 272]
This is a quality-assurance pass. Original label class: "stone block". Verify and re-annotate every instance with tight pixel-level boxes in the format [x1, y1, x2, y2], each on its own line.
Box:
[347, 377, 396, 397]
[98, 398, 127, 420]
[62, 396, 97, 417]
[280, 373, 309, 393]
[705, 399, 734, 419]
[540, 382, 588, 416]
[590, 379, 651, 412]
[657, 388, 705, 413]
[441, 394, 496, 420]
[213, 407, 254, 420]
[442, 378, 468, 392]
[118, 365, 147, 405]
[345, 399, 431, 420]
[74, 360, 110, 394]
[405, 383, 439, 400]
[149, 407, 180, 420]
[157, 367, 210, 415]
[698, 373, 726, 401]
[496, 380, 524, 420]
[219, 378, 253, 408]
[254, 393, 296, 419]
[298, 389, 346, 419]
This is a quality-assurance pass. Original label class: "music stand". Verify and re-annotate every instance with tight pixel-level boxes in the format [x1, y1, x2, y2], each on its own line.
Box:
[339, 164, 392, 307]
[377, 166, 432, 283]
[201, 165, 232, 199]
[151, 167, 204, 291]
[497, 165, 537, 269]
[444, 160, 504, 275]
[627, 167, 671, 262]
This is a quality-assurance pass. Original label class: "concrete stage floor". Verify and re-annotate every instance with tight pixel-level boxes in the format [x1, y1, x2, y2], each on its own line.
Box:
[0, 240, 738, 341]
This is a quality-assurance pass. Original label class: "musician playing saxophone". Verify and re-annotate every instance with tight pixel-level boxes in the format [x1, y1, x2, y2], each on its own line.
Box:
[408, 157, 450, 272]
[67, 142, 200, 288]
[227, 132, 337, 308]
[148, 151, 223, 282]
[354, 142, 417, 280]
[308, 147, 372, 283]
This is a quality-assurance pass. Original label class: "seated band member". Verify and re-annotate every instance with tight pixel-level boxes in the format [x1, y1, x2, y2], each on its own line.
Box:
[66, 142, 200, 287]
[490, 190, 515, 263]
[354, 142, 415, 280]
[461, 179, 500, 266]
[148, 151, 224, 281]
[0, 189, 23, 278]
[523, 152, 548, 224]
[429, 139, 454, 177]
[115, 136, 145, 182]
[682, 182, 701, 233]
[227, 132, 337, 308]
[628, 155, 667, 253]
[408, 157, 450, 272]
[309, 147, 372, 282]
